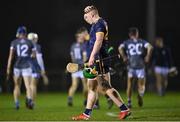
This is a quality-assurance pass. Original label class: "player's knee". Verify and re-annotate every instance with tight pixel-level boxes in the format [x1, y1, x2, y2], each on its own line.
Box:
[88, 86, 97, 91]
[101, 81, 112, 92]
[138, 85, 145, 93]
[14, 85, 20, 90]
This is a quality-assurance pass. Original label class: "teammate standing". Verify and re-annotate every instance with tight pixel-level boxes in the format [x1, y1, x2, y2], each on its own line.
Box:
[6, 26, 35, 109]
[152, 37, 176, 96]
[72, 5, 130, 120]
[28, 32, 49, 107]
[119, 27, 153, 108]
[67, 28, 88, 107]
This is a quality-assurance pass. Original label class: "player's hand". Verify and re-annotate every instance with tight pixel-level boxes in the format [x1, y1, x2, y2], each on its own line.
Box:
[41, 70, 46, 75]
[43, 75, 49, 86]
[122, 56, 128, 63]
[88, 56, 95, 66]
[144, 56, 150, 63]
[41, 70, 49, 85]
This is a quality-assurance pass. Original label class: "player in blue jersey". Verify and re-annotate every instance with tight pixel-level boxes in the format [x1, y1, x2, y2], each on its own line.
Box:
[72, 5, 130, 121]
[28, 32, 49, 107]
[77, 27, 113, 109]
[119, 27, 153, 108]
[6, 26, 36, 109]
[67, 27, 88, 107]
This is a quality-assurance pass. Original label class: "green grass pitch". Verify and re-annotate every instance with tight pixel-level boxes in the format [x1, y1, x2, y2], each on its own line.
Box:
[0, 92, 180, 121]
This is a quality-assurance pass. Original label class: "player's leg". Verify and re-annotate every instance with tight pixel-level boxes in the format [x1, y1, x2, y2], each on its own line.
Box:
[72, 79, 98, 120]
[137, 78, 145, 107]
[161, 74, 168, 96]
[30, 64, 41, 103]
[127, 77, 133, 108]
[86, 79, 98, 109]
[161, 68, 169, 96]
[30, 76, 38, 104]
[97, 73, 130, 120]
[137, 69, 146, 107]
[97, 74, 123, 106]
[81, 78, 88, 106]
[105, 74, 113, 109]
[13, 68, 22, 109]
[155, 73, 163, 96]
[68, 75, 79, 106]
[164, 75, 168, 90]
[22, 68, 33, 109]
[126, 69, 134, 108]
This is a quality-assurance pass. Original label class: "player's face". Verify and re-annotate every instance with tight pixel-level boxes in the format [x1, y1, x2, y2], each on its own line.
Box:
[155, 39, 164, 48]
[84, 12, 93, 24]
[129, 32, 139, 39]
[76, 34, 84, 43]
[82, 30, 89, 41]
[18, 34, 26, 39]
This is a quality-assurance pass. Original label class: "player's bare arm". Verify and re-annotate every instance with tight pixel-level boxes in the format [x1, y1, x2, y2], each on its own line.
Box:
[118, 45, 127, 62]
[83, 51, 87, 63]
[6, 48, 15, 80]
[145, 43, 153, 63]
[88, 32, 104, 66]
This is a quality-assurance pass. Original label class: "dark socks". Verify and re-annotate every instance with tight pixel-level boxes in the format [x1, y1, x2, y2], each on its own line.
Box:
[119, 104, 128, 111]
[84, 109, 92, 116]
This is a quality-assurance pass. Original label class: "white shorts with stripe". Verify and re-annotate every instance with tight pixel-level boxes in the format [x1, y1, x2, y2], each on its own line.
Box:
[154, 66, 169, 75]
[128, 68, 145, 79]
[13, 67, 32, 77]
[71, 71, 84, 78]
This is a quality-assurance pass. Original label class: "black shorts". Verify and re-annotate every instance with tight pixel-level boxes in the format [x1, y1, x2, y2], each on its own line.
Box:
[95, 61, 109, 74]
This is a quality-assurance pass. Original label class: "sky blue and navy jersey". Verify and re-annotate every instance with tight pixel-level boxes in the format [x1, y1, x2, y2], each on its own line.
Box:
[35, 43, 42, 54]
[120, 39, 149, 69]
[70, 42, 86, 64]
[10, 38, 35, 69]
[31, 43, 42, 73]
[87, 18, 109, 60]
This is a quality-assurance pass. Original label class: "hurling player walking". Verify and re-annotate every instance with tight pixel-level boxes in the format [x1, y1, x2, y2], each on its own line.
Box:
[72, 5, 131, 120]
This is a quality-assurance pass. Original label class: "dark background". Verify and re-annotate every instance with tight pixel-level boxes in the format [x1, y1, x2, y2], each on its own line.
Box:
[0, 0, 179, 92]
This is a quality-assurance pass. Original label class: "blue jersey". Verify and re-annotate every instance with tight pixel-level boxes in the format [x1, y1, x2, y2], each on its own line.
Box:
[120, 39, 149, 69]
[10, 38, 35, 69]
[70, 42, 86, 64]
[88, 18, 109, 60]
[31, 43, 42, 73]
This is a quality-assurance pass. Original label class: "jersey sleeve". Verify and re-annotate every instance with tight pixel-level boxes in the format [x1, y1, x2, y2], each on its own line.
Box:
[119, 41, 126, 49]
[36, 53, 45, 71]
[95, 22, 106, 34]
[143, 40, 150, 48]
[10, 41, 16, 50]
[36, 44, 42, 54]
[70, 44, 74, 55]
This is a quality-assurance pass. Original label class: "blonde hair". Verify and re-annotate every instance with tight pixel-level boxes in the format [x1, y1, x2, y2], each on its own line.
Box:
[84, 5, 98, 15]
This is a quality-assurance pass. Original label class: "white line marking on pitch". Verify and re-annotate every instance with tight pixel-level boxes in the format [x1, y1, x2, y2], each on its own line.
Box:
[106, 112, 118, 117]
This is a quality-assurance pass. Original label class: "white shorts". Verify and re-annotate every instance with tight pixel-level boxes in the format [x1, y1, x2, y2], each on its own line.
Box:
[32, 73, 41, 78]
[128, 68, 145, 79]
[14, 68, 32, 77]
[154, 66, 169, 75]
[71, 71, 84, 78]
